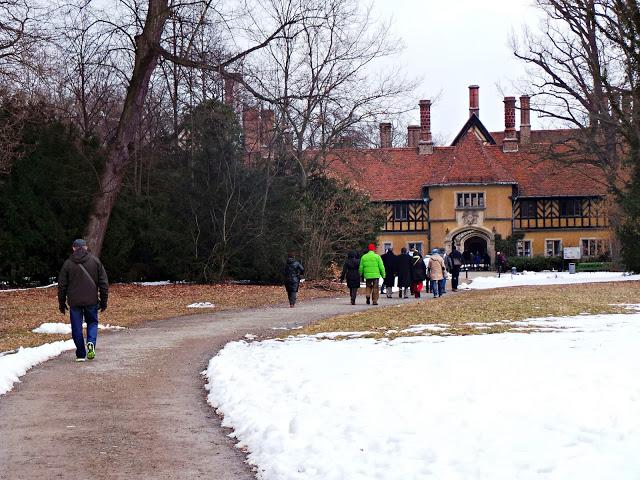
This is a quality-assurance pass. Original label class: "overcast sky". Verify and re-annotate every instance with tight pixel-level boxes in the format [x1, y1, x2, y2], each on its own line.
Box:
[372, 0, 542, 143]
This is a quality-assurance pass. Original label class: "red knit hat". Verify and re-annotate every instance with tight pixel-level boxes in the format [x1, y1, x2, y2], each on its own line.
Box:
[368, 243, 376, 251]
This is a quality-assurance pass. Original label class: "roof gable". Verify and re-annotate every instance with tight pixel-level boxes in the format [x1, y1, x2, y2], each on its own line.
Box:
[450, 114, 496, 146]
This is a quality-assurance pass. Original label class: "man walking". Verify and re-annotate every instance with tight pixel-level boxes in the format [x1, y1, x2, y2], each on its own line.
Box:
[380, 247, 396, 299]
[58, 239, 109, 362]
[359, 244, 386, 305]
[449, 245, 464, 291]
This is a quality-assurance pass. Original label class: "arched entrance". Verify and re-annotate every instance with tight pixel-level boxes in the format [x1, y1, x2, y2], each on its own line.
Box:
[464, 236, 488, 256]
[444, 226, 496, 262]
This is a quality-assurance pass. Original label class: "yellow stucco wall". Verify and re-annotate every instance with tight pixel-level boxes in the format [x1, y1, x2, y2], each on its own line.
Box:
[522, 230, 611, 256]
[377, 232, 429, 254]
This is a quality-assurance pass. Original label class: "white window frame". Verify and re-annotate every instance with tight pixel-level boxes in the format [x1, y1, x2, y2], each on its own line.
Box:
[456, 191, 485, 209]
[545, 239, 563, 257]
[517, 239, 533, 257]
[581, 238, 609, 257]
[407, 242, 423, 255]
[383, 242, 393, 253]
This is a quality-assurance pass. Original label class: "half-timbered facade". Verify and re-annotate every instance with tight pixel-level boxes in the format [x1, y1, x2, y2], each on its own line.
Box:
[328, 86, 612, 260]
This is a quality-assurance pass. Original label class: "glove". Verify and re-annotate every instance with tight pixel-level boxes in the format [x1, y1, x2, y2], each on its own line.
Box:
[100, 301, 107, 312]
[59, 303, 67, 314]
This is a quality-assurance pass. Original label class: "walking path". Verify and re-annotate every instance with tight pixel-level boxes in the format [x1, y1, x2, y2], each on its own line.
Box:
[0, 294, 416, 479]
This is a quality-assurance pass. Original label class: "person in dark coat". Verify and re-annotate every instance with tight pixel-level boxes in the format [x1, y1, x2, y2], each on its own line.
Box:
[449, 245, 464, 291]
[410, 251, 427, 298]
[283, 253, 305, 307]
[395, 247, 413, 299]
[380, 247, 396, 299]
[340, 251, 361, 305]
[58, 238, 109, 362]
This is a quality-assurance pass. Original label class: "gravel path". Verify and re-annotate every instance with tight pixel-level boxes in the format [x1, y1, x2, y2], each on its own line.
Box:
[0, 294, 415, 479]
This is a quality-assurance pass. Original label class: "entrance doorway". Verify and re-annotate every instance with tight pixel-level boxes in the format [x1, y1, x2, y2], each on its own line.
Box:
[464, 236, 487, 256]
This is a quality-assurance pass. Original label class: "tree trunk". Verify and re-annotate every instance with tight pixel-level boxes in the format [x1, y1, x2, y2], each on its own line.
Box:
[84, 0, 170, 255]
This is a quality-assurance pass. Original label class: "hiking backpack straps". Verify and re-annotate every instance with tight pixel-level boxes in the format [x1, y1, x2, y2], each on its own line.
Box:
[77, 263, 97, 289]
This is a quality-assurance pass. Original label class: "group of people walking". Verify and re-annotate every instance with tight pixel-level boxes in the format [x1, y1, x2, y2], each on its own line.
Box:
[338, 243, 465, 305]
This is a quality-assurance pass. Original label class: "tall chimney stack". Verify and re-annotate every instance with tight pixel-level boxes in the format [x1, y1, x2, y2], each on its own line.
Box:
[519, 95, 531, 145]
[503, 96, 518, 152]
[379, 122, 392, 148]
[469, 85, 480, 118]
[407, 125, 421, 148]
[418, 99, 434, 155]
[224, 74, 241, 107]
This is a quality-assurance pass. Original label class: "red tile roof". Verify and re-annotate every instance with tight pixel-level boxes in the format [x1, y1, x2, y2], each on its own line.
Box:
[327, 128, 607, 201]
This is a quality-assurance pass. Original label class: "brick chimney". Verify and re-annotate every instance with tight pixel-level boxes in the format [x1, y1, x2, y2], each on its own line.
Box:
[469, 85, 480, 118]
[418, 99, 434, 155]
[379, 122, 392, 148]
[503, 96, 518, 152]
[519, 95, 531, 145]
[224, 74, 241, 107]
[407, 125, 421, 148]
[243, 107, 275, 154]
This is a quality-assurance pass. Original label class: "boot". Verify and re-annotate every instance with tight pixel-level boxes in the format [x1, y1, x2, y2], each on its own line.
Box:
[366, 296, 370, 305]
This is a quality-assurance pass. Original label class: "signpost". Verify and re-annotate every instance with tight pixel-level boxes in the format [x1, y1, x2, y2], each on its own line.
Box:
[563, 247, 581, 274]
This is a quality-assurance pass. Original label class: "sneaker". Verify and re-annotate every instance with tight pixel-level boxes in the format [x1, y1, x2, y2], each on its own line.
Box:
[75, 357, 86, 362]
[366, 297, 370, 305]
[87, 342, 95, 360]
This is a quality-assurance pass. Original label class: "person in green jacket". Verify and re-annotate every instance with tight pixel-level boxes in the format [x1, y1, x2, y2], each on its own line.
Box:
[358, 243, 386, 305]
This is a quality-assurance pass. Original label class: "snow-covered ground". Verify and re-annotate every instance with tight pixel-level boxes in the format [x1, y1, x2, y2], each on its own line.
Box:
[463, 271, 640, 290]
[0, 340, 74, 395]
[31, 322, 125, 334]
[205, 310, 640, 480]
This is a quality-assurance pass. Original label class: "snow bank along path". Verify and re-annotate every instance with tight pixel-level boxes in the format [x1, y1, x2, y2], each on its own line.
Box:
[466, 271, 640, 289]
[205, 311, 640, 480]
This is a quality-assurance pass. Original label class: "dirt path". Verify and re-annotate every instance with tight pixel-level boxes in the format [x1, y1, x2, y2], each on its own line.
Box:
[0, 294, 415, 479]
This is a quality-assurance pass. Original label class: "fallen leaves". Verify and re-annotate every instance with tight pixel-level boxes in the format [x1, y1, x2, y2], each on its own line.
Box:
[0, 281, 347, 351]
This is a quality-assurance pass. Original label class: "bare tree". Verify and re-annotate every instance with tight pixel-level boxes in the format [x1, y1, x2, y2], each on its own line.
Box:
[76, 0, 310, 255]
[512, 0, 639, 191]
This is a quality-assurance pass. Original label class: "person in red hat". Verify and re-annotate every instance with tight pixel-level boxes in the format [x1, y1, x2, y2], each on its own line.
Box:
[358, 243, 386, 305]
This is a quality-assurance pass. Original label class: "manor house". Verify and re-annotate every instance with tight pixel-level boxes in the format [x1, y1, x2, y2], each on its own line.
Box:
[329, 86, 611, 260]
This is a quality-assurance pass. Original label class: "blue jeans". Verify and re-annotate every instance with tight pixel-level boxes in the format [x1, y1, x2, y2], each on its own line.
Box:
[70, 305, 99, 358]
[439, 278, 446, 295]
[430, 280, 440, 297]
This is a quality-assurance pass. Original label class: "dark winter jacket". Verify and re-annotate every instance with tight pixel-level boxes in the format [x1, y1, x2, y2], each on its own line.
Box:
[381, 250, 396, 287]
[58, 249, 109, 308]
[340, 252, 361, 289]
[411, 253, 427, 283]
[395, 253, 413, 288]
[450, 249, 464, 268]
[283, 257, 305, 292]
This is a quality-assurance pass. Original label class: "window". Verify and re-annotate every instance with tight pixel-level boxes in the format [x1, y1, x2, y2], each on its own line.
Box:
[456, 192, 485, 208]
[582, 239, 609, 257]
[517, 240, 532, 257]
[408, 242, 423, 254]
[545, 239, 562, 257]
[393, 204, 408, 221]
[383, 242, 393, 253]
[519, 199, 537, 218]
[560, 198, 583, 217]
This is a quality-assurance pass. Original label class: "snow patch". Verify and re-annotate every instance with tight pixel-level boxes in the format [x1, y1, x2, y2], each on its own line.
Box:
[32, 323, 125, 334]
[187, 302, 215, 308]
[0, 340, 75, 395]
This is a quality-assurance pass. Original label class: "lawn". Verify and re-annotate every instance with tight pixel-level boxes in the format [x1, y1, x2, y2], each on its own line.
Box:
[0, 281, 346, 352]
[293, 281, 640, 338]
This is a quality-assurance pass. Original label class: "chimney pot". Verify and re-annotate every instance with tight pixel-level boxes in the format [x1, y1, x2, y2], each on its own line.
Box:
[469, 85, 480, 118]
[379, 122, 392, 148]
